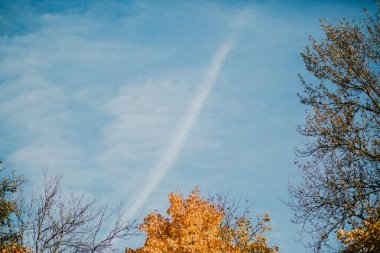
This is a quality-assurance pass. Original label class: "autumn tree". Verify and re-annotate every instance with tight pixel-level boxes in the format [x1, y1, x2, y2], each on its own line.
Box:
[0, 164, 25, 247]
[288, 4, 380, 252]
[0, 163, 30, 253]
[126, 188, 278, 253]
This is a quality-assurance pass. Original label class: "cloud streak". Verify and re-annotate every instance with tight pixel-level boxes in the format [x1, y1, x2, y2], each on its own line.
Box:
[124, 40, 235, 219]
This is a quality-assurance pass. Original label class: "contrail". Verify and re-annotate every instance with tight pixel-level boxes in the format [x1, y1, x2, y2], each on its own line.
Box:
[124, 41, 234, 219]
[124, 10, 251, 219]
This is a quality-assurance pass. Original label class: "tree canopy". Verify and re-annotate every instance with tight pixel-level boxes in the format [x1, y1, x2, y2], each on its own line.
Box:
[126, 188, 278, 253]
[289, 5, 380, 252]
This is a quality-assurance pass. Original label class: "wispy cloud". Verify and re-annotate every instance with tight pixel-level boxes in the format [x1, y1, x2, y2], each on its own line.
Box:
[97, 80, 193, 190]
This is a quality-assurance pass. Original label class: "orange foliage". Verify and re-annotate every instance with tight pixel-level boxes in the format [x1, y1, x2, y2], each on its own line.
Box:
[126, 188, 278, 253]
[0, 244, 32, 253]
[337, 207, 380, 252]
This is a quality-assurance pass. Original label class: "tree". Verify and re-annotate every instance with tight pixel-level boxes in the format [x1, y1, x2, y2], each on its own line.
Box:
[0, 163, 25, 247]
[17, 171, 137, 253]
[288, 4, 380, 252]
[0, 163, 30, 253]
[126, 188, 278, 253]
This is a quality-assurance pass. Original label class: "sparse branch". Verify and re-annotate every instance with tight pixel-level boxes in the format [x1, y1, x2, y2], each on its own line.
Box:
[21, 171, 138, 253]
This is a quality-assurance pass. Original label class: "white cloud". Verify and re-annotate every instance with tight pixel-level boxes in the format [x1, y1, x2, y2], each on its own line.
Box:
[0, 8, 171, 190]
[97, 79, 193, 174]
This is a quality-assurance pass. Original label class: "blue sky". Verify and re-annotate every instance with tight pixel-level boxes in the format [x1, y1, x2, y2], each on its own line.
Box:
[0, 0, 376, 252]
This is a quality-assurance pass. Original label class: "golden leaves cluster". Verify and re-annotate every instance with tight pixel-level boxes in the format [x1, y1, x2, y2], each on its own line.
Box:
[0, 244, 32, 253]
[126, 188, 278, 253]
[337, 207, 380, 252]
